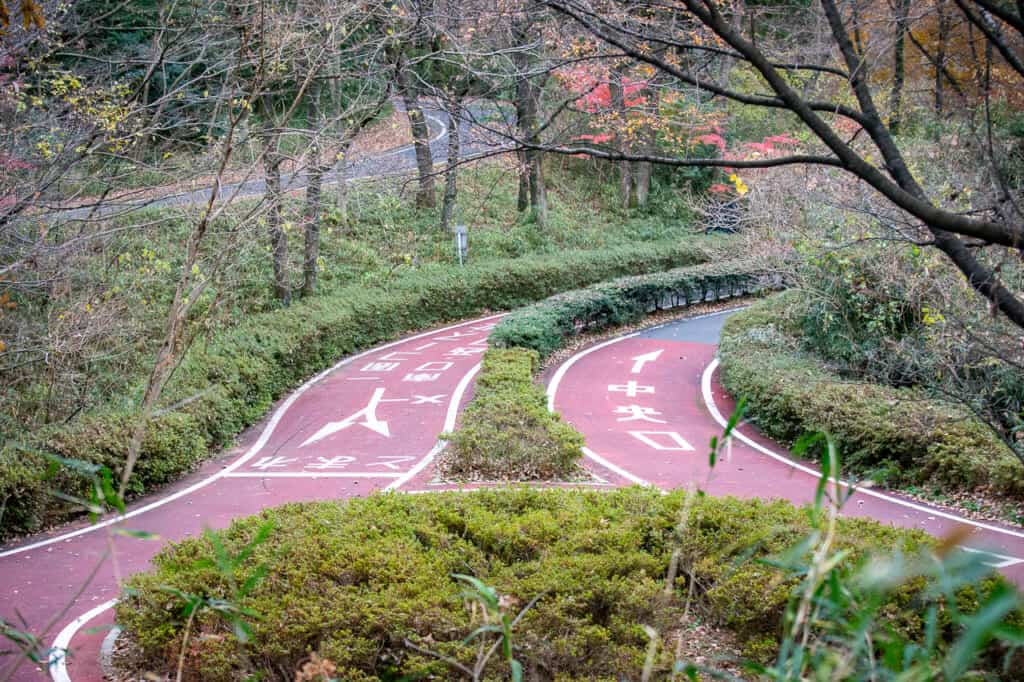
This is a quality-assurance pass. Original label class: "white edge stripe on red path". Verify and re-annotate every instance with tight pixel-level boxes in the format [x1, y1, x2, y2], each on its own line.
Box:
[3, 312, 506, 560]
[49, 599, 118, 682]
[40, 315, 503, 682]
[545, 332, 655, 487]
[701, 358, 1024, 541]
[385, 360, 483, 492]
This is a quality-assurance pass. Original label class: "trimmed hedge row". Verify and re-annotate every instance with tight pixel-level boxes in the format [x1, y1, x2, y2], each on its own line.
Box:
[1, 239, 717, 539]
[718, 291, 1024, 496]
[440, 349, 584, 480]
[489, 260, 774, 358]
[116, 488, 1018, 681]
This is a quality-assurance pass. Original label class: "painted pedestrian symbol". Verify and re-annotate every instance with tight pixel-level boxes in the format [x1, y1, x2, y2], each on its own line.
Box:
[615, 405, 666, 423]
[301, 387, 394, 445]
[608, 381, 655, 398]
[629, 431, 695, 451]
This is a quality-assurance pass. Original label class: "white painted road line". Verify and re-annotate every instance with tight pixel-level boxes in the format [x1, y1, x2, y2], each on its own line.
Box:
[2, 313, 506, 561]
[581, 447, 653, 488]
[49, 599, 117, 682]
[222, 472, 403, 478]
[385, 360, 484, 491]
[39, 315, 504, 682]
[701, 358, 1024, 541]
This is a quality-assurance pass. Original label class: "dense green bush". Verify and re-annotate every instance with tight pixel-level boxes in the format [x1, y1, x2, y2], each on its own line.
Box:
[0, 239, 715, 540]
[489, 260, 772, 359]
[117, 487, 1006, 682]
[718, 291, 1024, 496]
[441, 349, 583, 480]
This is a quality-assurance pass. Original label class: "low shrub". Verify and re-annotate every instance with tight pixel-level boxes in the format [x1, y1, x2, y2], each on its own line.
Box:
[718, 291, 1024, 496]
[440, 349, 584, 480]
[1, 239, 715, 540]
[489, 260, 774, 359]
[116, 488, 1020, 681]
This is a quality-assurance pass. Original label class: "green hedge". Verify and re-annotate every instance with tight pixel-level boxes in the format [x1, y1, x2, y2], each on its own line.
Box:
[440, 349, 584, 480]
[718, 291, 1024, 496]
[115, 488, 1017, 681]
[1, 239, 716, 540]
[489, 260, 773, 358]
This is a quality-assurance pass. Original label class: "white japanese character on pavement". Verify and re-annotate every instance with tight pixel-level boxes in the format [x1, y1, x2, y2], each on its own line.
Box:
[251, 456, 297, 470]
[305, 456, 357, 470]
[614, 405, 666, 423]
[608, 381, 655, 398]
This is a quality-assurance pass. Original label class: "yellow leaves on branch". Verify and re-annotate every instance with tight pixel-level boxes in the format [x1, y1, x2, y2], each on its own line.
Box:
[728, 173, 749, 196]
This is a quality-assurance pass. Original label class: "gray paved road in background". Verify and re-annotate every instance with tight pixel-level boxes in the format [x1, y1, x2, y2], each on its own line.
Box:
[51, 99, 507, 221]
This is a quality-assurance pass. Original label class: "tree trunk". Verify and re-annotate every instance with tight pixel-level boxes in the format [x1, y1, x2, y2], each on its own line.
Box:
[399, 68, 436, 208]
[935, 0, 949, 116]
[609, 66, 635, 210]
[261, 112, 290, 305]
[119, 105, 248, 497]
[888, 0, 911, 135]
[440, 97, 461, 233]
[633, 85, 657, 207]
[302, 82, 324, 298]
[717, 0, 745, 88]
[517, 148, 529, 212]
[335, 139, 352, 228]
[513, 16, 547, 225]
[520, 81, 547, 225]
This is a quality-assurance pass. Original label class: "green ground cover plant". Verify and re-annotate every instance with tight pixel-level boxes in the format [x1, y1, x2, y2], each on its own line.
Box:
[115, 487, 1022, 681]
[489, 260, 771, 359]
[717, 291, 1024, 497]
[0, 238, 715, 540]
[441, 348, 583, 480]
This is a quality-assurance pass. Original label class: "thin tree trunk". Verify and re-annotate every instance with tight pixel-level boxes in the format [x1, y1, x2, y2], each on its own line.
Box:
[335, 139, 351, 228]
[261, 110, 290, 305]
[935, 0, 949, 116]
[512, 16, 546, 225]
[519, 79, 547, 225]
[634, 85, 657, 207]
[517, 149, 529, 212]
[609, 66, 634, 210]
[440, 97, 461, 232]
[889, 0, 911, 135]
[717, 0, 745, 88]
[302, 82, 324, 298]
[120, 106, 247, 497]
[515, 82, 531, 213]
[399, 68, 436, 208]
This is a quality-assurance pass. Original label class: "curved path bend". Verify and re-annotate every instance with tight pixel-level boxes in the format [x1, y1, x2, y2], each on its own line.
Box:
[3, 308, 1024, 681]
[547, 309, 1024, 581]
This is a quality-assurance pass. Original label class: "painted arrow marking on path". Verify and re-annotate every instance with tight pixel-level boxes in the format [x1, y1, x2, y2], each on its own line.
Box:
[301, 387, 393, 444]
[630, 349, 663, 374]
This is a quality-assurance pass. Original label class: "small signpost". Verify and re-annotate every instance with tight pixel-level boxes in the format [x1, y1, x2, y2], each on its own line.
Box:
[453, 224, 468, 266]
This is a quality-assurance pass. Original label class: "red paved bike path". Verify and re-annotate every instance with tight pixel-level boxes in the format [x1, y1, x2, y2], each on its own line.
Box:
[0, 315, 506, 681]
[6, 312, 1024, 680]
[548, 331, 1024, 585]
